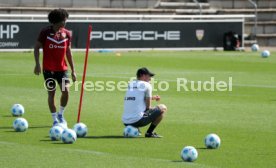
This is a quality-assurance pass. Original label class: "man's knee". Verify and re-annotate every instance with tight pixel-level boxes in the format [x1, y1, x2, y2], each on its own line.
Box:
[160, 109, 167, 114]
[61, 85, 69, 96]
[157, 104, 167, 114]
[62, 89, 69, 96]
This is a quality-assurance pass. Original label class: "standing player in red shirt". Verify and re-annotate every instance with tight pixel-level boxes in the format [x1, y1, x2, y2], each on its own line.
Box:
[34, 9, 76, 126]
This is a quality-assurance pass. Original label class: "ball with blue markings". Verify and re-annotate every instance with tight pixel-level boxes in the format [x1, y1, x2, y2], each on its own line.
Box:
[261, 50, 270, 58]
[61, 128, 77, 144]
[123, 125, 139, 138]
[205, 133, 221, 149]
[11, 104, 24, 116]
[49, 125, 64, 141]
[73, 123, 88, 137]
[251, 44, 259, 52]
[13, 118, 28, 132]
[181, 146, 198, 162]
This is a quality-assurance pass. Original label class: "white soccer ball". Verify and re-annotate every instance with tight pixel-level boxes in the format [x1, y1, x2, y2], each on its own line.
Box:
[13, 118, 28, 132]
[49, 126, 64, 141]
[123, 125, 139, 138]
[251, 44, 259, 52]
[181, 146, 198, 162]
[73, 123, 88, 137]
[61, 129, 77, 144]
[261, 50, 270, 58]
[11, 104, 24, 116]
[205, 133, 221, 149]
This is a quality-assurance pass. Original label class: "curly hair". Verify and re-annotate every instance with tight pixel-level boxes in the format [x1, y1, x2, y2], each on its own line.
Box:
[48, 8, 69, 24]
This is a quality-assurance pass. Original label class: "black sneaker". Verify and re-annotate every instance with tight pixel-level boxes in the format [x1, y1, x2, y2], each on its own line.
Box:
[145, 132, 163, 138]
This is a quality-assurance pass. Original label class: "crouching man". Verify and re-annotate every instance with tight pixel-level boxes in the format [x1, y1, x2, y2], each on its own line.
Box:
[122, 67, 167, 138]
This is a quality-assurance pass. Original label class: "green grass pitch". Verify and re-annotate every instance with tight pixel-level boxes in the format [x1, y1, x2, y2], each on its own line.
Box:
[0, 50, 275, 168]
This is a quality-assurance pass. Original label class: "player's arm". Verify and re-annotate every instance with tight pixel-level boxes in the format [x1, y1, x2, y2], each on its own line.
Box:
[145, 83, 153, 110]
[66, 46, 76, 82]
[146, 97, 151, 110]
[34, 41, 42, 75]
[146, 95, 160, 110]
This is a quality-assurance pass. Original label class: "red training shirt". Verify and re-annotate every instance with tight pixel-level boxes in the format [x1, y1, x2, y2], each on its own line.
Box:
[37, 26, 71, 71]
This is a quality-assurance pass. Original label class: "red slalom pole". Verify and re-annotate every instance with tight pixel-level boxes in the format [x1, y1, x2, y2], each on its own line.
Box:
[77, 25, 92, 123]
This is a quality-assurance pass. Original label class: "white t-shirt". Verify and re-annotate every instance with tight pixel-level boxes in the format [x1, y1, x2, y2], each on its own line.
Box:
[122, 80, 152, 124]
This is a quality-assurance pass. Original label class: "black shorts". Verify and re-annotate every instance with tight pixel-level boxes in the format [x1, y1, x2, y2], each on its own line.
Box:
[43, 70, 69, 90]
[124, 107, 162, 128]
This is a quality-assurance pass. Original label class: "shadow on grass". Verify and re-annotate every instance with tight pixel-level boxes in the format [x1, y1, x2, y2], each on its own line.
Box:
[40, 139, 67, 144]
[29, 126, 51, 129]
[40, 139, 52, 142]
[4, 130, 15, 132]
[51, 142, 75, 145]
[0, 126, 13, 130]
[2, 115, 14, 118]
[40, 135, 145, 144]
[39, 140, 66, 145]
[85, 135, 126, 139]
[0, 125, 50, 130]
[196, 147, 209, 150]
[1, 125, 50, 133]
[85, 135, 144, 139]
[171, 160, 184, 163]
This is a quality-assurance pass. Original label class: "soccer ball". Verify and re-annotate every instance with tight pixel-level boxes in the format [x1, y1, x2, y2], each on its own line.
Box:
[205, 133, 221, 149]
[57, 123, 68, 129]
[157, 104, 167, 112]
[49, 126, 64, 141]
[261, 50, 270, 58]
[61, 129, 77, 144]
[13, 118, 28, 132]
[11, 104, 24, 116]
[181, 146, 198, 162]
[73, 123, 88, 137]
[123, 125, 139, 138]
[251, 44, 259, 52]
